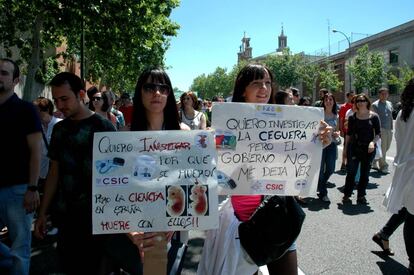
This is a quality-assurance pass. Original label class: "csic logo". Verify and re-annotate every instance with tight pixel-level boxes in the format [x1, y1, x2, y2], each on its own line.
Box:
[255, 104, 283, 118]
[264, 182, 285, 191]
[96, 176, 129, 186]
[252, 180, 286, 194]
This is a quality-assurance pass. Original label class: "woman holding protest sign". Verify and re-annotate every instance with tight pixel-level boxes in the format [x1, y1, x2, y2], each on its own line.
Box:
[197, 63, 332, 275]
[104, 67, 189, 275]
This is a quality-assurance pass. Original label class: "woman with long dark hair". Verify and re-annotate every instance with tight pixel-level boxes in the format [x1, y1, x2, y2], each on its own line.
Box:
[105, 68, 187, 275]
[317, 93, 340, 202]
[88, 87, 117, 127]
[231, 64, 299, 274]
[201, 64, 330, 275]
[343, 93, 380, 204]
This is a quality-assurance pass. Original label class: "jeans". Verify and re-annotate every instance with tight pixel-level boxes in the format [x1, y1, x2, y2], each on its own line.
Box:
[0, 184, 33, 275]
[0, 241, 12, 269]
[379, 208, 407, 240]
[317, 143, 337, 197]
[344, 143, 375, 198]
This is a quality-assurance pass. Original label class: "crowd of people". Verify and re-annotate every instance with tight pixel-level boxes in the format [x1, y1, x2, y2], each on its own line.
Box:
[0, 57, 413, 275]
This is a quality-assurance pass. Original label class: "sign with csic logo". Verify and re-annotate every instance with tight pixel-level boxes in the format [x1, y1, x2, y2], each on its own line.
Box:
[212, 102, 324, 196]
[92, 130, 218, 234]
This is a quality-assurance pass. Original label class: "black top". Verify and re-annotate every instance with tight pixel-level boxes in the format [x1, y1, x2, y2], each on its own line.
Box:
[347, 113, 381, 145]
[48, 114, 115, 229]
[0, 94, 42, 187]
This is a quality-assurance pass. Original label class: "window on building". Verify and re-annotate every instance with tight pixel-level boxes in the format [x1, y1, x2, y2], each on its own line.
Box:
[389, 49, 399, 64]
[334, 63, 344, 71]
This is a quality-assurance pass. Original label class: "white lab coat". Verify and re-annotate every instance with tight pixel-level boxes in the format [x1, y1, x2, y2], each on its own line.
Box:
[197, 198, 257, 275]
[384, 111, 414, 215]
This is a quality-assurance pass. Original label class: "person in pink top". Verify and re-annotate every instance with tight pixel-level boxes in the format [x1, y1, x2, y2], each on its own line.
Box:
[231, 64, 297, 274]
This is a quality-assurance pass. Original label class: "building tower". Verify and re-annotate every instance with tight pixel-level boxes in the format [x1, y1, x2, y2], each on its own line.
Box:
[277, 25, 287, 52]
[237, 32, 252, 63]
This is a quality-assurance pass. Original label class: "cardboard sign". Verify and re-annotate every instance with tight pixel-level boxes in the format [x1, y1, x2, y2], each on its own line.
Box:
[212, 102, 324, 196]
[92, 130, 218, 234]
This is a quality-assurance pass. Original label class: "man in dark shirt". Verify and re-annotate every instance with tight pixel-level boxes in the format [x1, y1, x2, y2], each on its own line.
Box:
[34, 72, 116, 274]
[0, 58, 42, 275]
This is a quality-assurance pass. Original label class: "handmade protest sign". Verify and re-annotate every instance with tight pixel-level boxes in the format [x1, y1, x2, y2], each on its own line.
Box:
[212, 102, 324, 196]
[92, 130, 218, 234]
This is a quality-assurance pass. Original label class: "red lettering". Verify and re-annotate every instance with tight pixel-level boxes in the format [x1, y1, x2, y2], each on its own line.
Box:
[265, 183, 285, 190]
[128, 192, 165, 203]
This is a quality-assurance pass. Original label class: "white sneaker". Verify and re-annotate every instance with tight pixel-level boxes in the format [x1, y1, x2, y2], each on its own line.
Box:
[321, 195, 330, 203]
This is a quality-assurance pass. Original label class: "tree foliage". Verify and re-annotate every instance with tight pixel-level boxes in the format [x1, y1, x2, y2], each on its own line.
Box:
[318, 63, 343, 92]
[348, 44, 386, 94]
[0, 0, 180, 100]
[298, 62, 319, 96]
[190, 67, 233, 99]
[264, 48, 303, 89]
[387, 63, 414, 93]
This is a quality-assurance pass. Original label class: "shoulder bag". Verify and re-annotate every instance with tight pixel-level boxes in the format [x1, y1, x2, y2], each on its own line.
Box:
[238, 195, 306, 266]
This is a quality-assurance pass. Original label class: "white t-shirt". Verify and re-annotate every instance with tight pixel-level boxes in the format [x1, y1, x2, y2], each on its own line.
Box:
[40, 116, 62, 179]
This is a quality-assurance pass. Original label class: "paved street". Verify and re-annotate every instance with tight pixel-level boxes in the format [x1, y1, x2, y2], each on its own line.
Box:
[28, 134, 410, 274]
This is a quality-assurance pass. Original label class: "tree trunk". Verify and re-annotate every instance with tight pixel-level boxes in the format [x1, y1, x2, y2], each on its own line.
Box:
[22, 15, 43, 102]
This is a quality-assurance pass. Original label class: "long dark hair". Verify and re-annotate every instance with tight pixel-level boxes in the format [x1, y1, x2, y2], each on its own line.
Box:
[321, 93, 338, 114]
[130, 67, 180, 131]
[232, 63, 275, 104]
[401, 78, 414, 122]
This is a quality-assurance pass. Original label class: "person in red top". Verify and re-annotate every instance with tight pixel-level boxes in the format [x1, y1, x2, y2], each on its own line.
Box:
[119, 92, 134, 127]
[338, 91, 355, 171]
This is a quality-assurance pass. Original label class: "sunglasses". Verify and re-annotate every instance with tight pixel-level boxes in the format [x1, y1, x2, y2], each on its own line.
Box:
[143, 83, 170, 96]
[92, 97, 102, 102]
[356, 99, 367, 103]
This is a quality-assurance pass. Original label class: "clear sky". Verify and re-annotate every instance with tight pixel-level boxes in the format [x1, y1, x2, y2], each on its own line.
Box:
[164, 0, 414, 92]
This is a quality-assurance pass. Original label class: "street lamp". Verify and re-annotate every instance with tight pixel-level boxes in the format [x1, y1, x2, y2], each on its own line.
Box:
[332, 29, 352, 95]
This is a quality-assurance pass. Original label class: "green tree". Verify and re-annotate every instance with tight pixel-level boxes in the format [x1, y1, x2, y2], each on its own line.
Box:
[190, 74, 208, 98]
[0, 0, 179, 100]
[298, 62, 319, 96]
[387, 63, 414, 93]
[264, 48, 303, 89]
[205, 67, 232, 99]
[318, 63, 343, 92]
[227, 59, 249, 88]
[190, 67, 232, 99]
[348, 44, 386, 94]
[367, 51, 386, 94]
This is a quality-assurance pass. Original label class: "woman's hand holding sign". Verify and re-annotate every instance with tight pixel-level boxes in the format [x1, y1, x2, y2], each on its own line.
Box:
[319, 120, 333, 147]
[127, 231, 174, 259]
